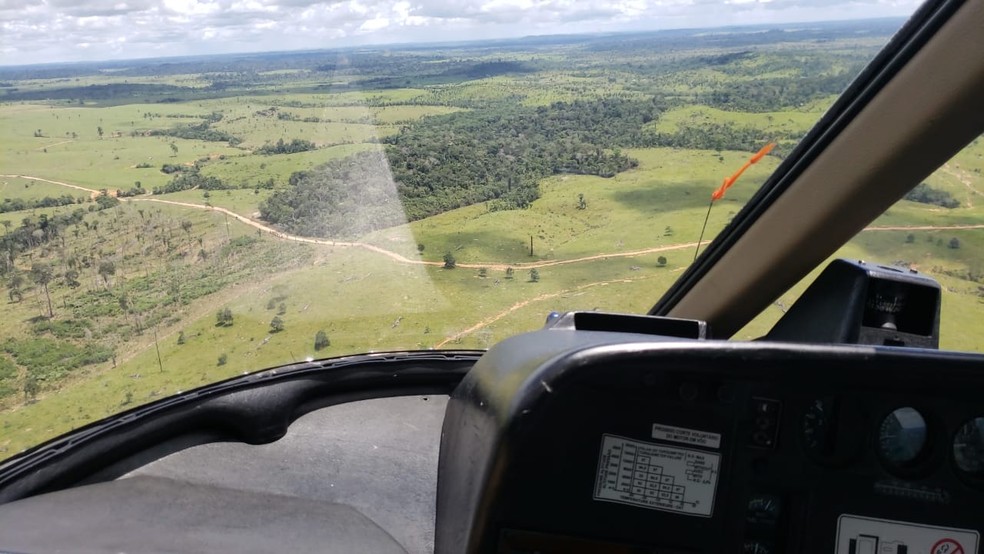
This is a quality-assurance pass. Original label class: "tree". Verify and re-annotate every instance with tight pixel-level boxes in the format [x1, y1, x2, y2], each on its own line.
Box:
[23, 375, 39, 402]
[443, 252, 456, 269]
[64, 268, 81, 288]
[417, 243, 425, 253]
[478, 267, 488, 278]
[270, 316, 285, 333]
[657, 256, 667, 267]
[97, 126, 103, 139]
[905, 234, 915, 244]
[177, 331, 186, 345]
[505, 267, 514, 279]
[529, 268, 540, 282]
[170, 142, 178, 157]
[576, 193, 587, 210]
[217, 353, 228, 366]
[97, 260, 116, 287]
[664, 226, 674, 237]
[30, 263, 54, 318]
[7, 273, 24, 302]
[949, 237, 961, 249]
[314, 330, 330, 351]
[216, 307, 233, 327]
[277, 303, 287, 315]
[181, 219, 193, 234]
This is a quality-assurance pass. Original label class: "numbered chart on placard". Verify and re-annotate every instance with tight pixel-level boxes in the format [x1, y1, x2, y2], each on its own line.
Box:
[594, 434, 720, 517]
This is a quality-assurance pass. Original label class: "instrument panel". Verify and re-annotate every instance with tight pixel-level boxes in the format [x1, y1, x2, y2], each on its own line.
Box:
[436, 332, 984, 553]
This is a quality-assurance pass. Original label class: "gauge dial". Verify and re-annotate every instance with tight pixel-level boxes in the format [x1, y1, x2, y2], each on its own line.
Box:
[878, 407, 928, 466]
[803, 397, 837, 457]
[953, 417, 984, 477]
[801, 396, 865, 466]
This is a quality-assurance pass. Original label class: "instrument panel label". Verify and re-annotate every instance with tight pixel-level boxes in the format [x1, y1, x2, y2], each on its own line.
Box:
[651, 423, 722, 449]
[836, 514, 980, 554]
[593, 434, 719, 517]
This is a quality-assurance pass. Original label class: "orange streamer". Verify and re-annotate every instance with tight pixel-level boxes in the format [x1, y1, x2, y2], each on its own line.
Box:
[711, 142, 776, 201]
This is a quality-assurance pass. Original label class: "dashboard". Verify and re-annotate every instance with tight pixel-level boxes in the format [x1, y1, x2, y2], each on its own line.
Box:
[0, 320, 982, 553]
[437, 329, 984, 553]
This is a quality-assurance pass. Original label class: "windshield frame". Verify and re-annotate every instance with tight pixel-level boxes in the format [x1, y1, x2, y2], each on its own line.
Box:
[649, 0, 980, 336]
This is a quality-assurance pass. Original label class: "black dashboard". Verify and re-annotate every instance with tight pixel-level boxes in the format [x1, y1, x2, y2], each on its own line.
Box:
[437, 330, 984, 553]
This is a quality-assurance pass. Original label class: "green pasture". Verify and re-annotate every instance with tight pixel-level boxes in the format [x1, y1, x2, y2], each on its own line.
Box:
[0, 243, 684, 457]
[0, 102, 239, 190]
[154, 189, 274, 217]
[649, 104, 821, 138]
[199, 144, 375, 188]
[363, 147, 776, 264]
[0, 177, 90, 202]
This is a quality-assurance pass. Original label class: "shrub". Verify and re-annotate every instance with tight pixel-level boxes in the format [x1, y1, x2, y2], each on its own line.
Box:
[314, 330, 330, 351]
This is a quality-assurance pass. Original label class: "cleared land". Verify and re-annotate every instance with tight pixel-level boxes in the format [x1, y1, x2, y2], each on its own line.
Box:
[1, 21, 981, 459]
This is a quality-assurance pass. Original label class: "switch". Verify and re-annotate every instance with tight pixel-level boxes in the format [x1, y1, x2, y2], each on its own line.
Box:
[748, 398, 781, 448]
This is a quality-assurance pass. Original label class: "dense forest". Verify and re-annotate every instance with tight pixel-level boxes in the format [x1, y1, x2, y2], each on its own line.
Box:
[257, 151, 407, 237]
[260, 98, 664, 234]
[258, 93, 793, 236]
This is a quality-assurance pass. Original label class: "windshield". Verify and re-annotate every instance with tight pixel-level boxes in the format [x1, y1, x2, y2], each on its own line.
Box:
[0, 2, 931, 459]
[738, 133, 984, 351]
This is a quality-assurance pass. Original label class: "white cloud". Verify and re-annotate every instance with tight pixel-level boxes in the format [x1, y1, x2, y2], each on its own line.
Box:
[0, 0, 923, 65]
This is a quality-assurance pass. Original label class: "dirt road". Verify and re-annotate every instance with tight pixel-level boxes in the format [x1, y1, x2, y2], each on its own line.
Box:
[11, 171, 983, 271]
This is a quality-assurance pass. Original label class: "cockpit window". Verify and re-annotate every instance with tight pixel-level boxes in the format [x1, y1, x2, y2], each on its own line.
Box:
[737, 134, 984, 351]
[0, 4, 929, 459]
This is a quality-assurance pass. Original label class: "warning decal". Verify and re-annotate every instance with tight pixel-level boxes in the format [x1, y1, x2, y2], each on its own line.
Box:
[651, 423, 722, 449]
[836, 514, 979, 554]
[593, 434, 719, 517]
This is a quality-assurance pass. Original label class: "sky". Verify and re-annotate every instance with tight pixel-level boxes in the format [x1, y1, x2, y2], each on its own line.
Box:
[0, 0, 923, 66]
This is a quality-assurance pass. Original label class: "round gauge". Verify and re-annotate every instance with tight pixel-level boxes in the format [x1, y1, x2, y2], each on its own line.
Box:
[953, 417, 984, 478]
[878, 407, 928, 467]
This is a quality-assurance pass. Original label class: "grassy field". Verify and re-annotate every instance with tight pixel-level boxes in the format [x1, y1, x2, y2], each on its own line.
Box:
[199, 144, 375, 188]
[362, 147, 773, 264]
[0, 176, 92, 202]
[1, 25, 982, 461]
[649, 104, 825, 139]
[3, 137, 981, 457]
[0, 92, 466, 195]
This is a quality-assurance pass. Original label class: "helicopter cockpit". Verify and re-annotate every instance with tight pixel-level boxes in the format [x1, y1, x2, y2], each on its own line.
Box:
[0, 0, 982, 551]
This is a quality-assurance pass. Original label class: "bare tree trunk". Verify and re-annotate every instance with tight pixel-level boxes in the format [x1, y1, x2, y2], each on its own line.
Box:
[43, 284, 53, 318]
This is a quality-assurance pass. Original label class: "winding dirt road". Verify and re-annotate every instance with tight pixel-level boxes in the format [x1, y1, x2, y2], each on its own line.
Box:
[4, 174, 707, 269]
[12, 173, 981, 269]
[433, 275, 653, 349]
[9, 173, 984, 347]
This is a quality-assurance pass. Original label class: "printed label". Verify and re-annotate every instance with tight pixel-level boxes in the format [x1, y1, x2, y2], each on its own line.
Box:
[836, 514, 979, 554]
[593, 434, 720, 517]
[652, 423, 722, 449]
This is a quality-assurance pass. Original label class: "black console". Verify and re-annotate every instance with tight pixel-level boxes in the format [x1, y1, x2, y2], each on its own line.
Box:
[436, 328, 984, 553]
